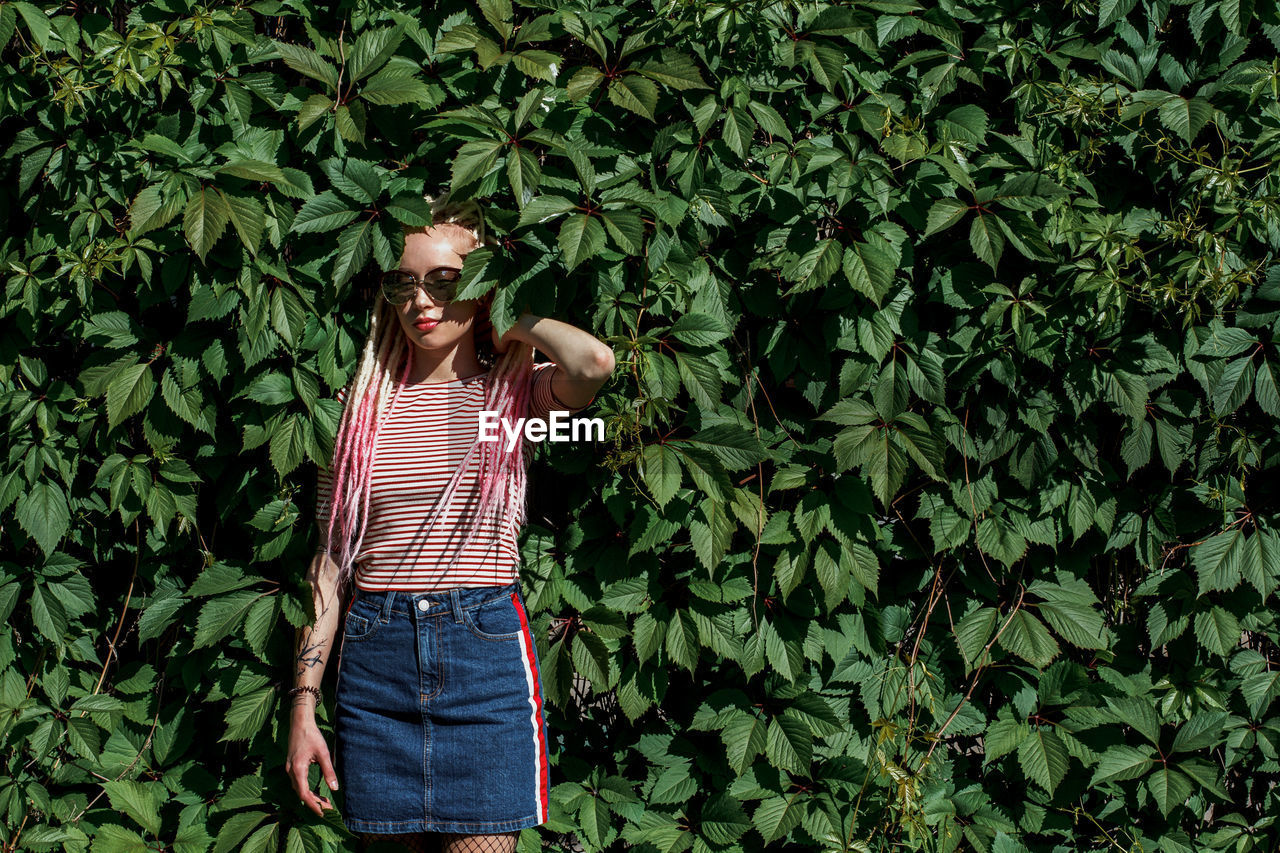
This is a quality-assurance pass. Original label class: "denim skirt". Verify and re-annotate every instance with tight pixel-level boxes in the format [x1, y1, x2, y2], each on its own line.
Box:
[333, 582, 551, 834]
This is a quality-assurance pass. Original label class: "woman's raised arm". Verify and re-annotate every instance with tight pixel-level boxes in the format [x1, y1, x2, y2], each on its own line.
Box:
[495, 312, 615, 409]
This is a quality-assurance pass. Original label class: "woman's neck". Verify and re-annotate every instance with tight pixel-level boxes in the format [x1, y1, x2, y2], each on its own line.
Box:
[404, 345, 484, 385]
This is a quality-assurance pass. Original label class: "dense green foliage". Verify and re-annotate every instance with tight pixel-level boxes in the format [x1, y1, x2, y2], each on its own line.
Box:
[4, 0, 1280, 850]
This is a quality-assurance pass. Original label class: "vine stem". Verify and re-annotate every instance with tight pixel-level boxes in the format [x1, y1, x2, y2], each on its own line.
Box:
[741, 354, 766, 632]
[84, 520, 141, 705]
[1, 814, 28, 853]
[334, 19, 346, 106]
[917, 583, 1027, 772]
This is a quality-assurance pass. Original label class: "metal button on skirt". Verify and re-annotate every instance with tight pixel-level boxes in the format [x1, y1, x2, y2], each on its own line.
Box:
[333, 582, 551, 834]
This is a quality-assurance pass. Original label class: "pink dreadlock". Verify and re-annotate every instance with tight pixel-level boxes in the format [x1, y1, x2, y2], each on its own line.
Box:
[315, 193, 535, 594]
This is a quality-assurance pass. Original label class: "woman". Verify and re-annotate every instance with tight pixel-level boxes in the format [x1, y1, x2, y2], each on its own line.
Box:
[285, 192, 615, 853]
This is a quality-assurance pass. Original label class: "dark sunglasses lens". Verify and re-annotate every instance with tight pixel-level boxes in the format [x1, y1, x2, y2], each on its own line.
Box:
[380, 271, 416, 302]
[426, 269, 461, 284]
[421, 269, 458, 300]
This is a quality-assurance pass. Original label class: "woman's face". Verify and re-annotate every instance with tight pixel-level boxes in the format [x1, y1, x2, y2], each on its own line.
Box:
[390, 222, 481, 352]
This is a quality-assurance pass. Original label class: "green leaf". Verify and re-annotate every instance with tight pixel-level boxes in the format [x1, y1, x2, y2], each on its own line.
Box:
[512, 49, 561, 82]
[1146, 766, 1193, 817]
[721, 105, 755, 158]
[1158, 95, 1214, 144]
[221, 192, 264, 257]
[1211, 355, 1255, 415]
[843, 240, 897, 305]
[640, 444, 682, 508]
[334, 103, 366, 143]
[243, 591, 279, 655]
[665, 610, 699, 671]
[517, 195, 577, 228]
[16, 481, 70, 556]
[841, 542, 879, 598]
[557, 213, 606, 269]
[681, 424, 766, 471]
[751, 793, 805, 845]
[1254, 359, 1280, 417]
[385, 196, 434, 227]
[997, 610, 1059, 669]
[984, 713, 1030, 762]
[451, 138, 504, 189]
[954, 606, 998, 673]
[1193, 605, 1238, 657]
[12, 1, 50, 49]
[348, 24, 405, 82]
[222, 686, 275, 742]
[193, 591, 261, 648]
[275, 41, 338, 90]
[608, 75, 659, 120]
[30, 584, 69, 642]
[360, 72, 434, 106]
[924, 197, 969, 236]
[184, 187, 231, 262]
[85, 824, 149, 852]
[1091, 744, 1156, 785]
[785, 239, 843, 292]
[720, 713, 768, 776]
[565, 66, 604, 101]
[106, 363, 156, 429]
[297, 93, 332, 131]
[323, 158, 381, 204]
[1192, 528, 1247, 596]
[633, 50, 710, 90]
[699, 793, 751, 845]
[1017, 727, 1069, 795]
[600, 207, 644, 254]
[1029, 582, 1108, 650]
[100, 780, 163, 836]
[332, 219, 374, 288]
[969, 211, 1005, 269]
[245, 372, 293, 406]
[1240, 668, 1280, 718]
[507, 146, 542, 207]
[764, 712, 811, 773]
[1170, 711, 1229, 753]
[215, 159, 287, 184]
[976, 515, 1027, 567]
[669, 313, 730, 347]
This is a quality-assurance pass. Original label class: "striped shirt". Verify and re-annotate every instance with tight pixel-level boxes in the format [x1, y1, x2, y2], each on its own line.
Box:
[316, 361, 593, 591]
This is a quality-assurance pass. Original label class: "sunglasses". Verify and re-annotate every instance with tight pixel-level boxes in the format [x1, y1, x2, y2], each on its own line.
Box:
[380, 267, 463, 305]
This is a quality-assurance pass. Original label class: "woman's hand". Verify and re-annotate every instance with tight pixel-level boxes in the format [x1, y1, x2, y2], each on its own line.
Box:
[286, 714, 339, 817]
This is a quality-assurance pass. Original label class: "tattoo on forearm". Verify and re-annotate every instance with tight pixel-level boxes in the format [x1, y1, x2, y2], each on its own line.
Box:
[296, 642, 324, 671]
[295, 627, 326, 676]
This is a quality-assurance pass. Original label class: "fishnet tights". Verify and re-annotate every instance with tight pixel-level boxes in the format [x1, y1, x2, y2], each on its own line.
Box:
[356, 831, 518, 853]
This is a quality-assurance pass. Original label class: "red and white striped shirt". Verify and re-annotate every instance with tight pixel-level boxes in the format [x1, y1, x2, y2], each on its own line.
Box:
[316, 361, 592, 591]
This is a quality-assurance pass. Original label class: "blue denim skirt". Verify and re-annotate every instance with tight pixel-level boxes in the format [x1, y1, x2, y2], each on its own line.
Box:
[333, 582, 551, 834]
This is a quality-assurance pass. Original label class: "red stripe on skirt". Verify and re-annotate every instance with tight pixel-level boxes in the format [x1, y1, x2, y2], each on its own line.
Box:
[511, 590, 550, 822]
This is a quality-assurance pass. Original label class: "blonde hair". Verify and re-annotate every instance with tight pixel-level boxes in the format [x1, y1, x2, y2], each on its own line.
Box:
[318, 191, 536, 593]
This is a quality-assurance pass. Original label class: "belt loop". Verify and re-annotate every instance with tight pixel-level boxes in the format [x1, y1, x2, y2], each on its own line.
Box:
[449, 588, 463, 623]
[380, 590, 397, 623]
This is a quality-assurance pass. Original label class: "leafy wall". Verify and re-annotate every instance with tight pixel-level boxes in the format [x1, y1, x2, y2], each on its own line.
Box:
[4, 0, 1280, 851]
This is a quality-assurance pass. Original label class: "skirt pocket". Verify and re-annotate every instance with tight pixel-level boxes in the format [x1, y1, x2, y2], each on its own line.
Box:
[461, 592, 523, 642]
[343, 599, 382, 641]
